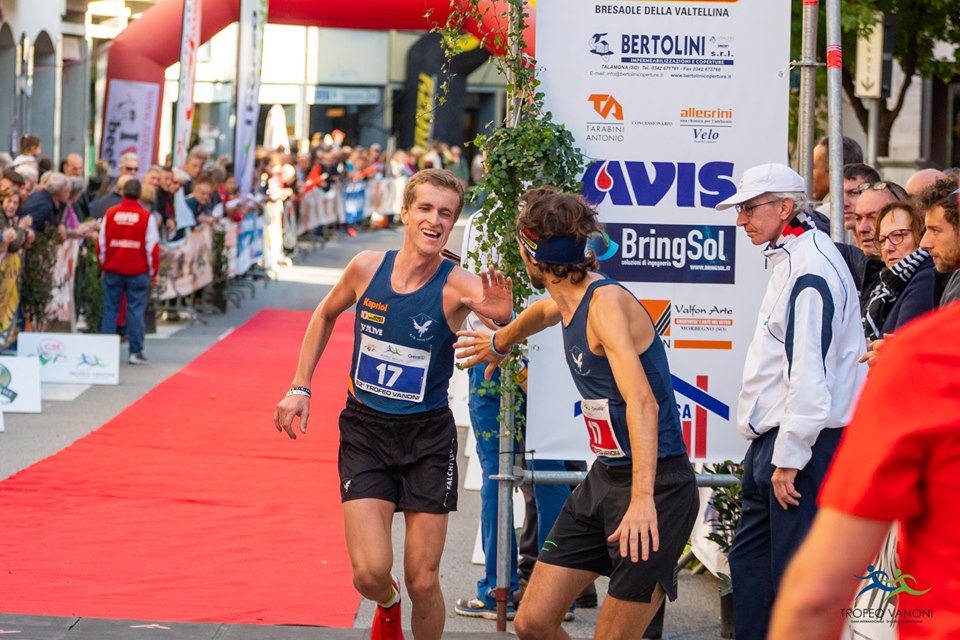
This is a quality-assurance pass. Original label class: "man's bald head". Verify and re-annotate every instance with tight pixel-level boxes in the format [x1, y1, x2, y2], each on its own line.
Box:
[905, 168, 948, 198]
[63, 153, 83, 177]
[115, 174, 133, 193]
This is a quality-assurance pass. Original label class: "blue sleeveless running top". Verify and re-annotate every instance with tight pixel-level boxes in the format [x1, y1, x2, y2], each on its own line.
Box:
[561, 278, 688, 465]
[349, 250, 457, 414]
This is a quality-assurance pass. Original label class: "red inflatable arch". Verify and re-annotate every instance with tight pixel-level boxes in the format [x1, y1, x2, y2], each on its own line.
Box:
[102, 0, 536, 163]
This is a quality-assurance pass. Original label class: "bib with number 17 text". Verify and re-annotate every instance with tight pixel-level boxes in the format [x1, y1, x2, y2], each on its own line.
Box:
[581, 398, 626, 458]
[354, 334, 431, 402]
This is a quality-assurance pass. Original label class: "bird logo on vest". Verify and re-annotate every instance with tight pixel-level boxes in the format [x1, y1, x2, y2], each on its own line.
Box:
[410, 314, 436, 341]
[569, 346, 591, 376]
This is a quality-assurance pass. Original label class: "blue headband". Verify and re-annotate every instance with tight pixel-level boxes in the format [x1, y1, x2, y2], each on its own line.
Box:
[518, 227, 588, 265]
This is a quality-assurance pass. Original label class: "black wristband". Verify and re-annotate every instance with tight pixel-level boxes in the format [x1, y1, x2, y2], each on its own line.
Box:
[492, 310, 517, 328]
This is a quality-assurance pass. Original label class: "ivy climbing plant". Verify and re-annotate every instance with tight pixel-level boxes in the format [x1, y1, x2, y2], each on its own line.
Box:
[434, 0, 588, 422]
[19, 228, 59, 332]
[75, 238, 103, 332]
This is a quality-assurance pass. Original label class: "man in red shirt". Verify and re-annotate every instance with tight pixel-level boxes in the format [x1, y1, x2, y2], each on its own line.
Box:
[770, 301, 960, 638]
[99, 179, 159, 365]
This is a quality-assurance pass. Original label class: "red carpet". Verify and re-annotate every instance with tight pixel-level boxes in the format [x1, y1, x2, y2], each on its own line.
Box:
[0, 310, 360, 626]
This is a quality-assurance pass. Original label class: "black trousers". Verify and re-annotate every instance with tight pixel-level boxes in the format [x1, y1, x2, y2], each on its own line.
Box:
[728, 427, 844, 640]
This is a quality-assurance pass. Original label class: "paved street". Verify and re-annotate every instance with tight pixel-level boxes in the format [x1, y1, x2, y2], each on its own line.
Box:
[0, 223, 726, 639]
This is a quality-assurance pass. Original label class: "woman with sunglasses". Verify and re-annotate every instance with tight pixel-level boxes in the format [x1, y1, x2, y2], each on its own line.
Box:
[862, 200, 935, 342]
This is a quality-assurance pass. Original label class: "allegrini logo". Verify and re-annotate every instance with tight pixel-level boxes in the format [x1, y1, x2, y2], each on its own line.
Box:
[679, 107, 734, 123]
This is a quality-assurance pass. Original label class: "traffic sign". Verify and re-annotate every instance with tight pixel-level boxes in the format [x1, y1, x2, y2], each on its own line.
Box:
[855, 12, 894, 99]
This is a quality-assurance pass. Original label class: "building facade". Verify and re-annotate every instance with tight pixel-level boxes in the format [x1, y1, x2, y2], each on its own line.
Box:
[0, 0, 956, 175]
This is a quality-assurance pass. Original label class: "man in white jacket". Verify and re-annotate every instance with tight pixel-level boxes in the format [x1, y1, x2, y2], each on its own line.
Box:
[715, 163, 866, 640]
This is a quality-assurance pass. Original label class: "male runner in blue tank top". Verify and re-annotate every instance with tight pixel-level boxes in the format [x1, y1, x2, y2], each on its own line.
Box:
[273, 169, 514, 640]
[457, 191, 699, 639]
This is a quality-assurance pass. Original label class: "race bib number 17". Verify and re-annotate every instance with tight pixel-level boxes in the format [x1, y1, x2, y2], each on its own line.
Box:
[581, 398, 626, 458]
[354, 334, 430, 402]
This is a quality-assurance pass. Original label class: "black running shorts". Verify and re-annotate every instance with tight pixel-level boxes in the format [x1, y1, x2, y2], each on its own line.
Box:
[539, 455, 698, 603]
[338, 396, 458, 514]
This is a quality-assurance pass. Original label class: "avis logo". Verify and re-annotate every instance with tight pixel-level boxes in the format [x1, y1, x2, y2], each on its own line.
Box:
[582, 160, 736, 209]
[589, 33, 614, 58]
[588, 94, 623, 120]
[671, 375, 729, 459]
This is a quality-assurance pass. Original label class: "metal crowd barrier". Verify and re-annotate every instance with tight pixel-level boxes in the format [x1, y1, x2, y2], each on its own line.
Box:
[517, 468, 741, 488]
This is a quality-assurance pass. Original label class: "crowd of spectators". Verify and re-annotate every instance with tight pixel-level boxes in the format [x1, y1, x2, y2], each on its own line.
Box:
[718, 140, 960, 639]
[260, 136, 475, 237]
[0, 130, 481, 355]
[807, 140, 960, 362]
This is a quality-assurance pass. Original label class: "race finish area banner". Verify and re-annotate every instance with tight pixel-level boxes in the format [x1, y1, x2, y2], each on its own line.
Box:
[100, 80, 160, 177]
[530, 0, 790, 463]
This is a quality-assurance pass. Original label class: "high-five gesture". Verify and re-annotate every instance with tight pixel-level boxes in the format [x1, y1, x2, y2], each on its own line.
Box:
[460, 265, 513, 326]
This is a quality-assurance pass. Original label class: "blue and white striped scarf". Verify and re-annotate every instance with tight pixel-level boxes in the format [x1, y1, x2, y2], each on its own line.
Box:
[862, 248, 930, 340]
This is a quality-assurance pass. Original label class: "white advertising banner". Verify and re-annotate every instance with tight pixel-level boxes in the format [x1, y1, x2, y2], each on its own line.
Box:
[0, 357, 42, 413]
[531, 0, 790, 463]
[17, 333, 121, 385]
[100, 80, 160, 176]
[173, 0, 202, 168]
[234, 0, 268, 195]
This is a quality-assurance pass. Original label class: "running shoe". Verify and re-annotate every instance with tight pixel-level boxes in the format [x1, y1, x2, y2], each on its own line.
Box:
[454, 596, 516, 620]
[371, 577, 404, 640]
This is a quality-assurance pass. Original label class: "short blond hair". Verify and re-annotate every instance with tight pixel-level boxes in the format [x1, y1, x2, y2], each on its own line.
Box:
[402, 169, 465, 217]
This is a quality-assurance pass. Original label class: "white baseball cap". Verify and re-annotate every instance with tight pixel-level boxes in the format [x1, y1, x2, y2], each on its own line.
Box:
[715, 163, 806, 211]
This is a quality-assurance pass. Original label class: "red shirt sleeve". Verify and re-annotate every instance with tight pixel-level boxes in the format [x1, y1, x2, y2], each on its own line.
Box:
[819, 306, 960, 520]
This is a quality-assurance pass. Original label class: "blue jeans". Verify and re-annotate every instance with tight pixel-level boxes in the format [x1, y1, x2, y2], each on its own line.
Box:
[468, 367, 571, 606]
[469, 367, 518, 606]
[101, 271, 150, 356]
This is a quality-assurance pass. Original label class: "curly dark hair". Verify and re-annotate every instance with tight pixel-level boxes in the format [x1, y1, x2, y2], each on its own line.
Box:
[517, 191, 601, 284]
[916, 178, 959, 228]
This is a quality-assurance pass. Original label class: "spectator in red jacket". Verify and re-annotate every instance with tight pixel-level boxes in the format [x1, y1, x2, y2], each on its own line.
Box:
[99, 179, 159, 365]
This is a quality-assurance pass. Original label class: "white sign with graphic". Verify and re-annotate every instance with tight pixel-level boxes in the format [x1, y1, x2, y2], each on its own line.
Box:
[173, 0, 203, 168]
[17, 333, 121, 385]
[0, 356, 42, 413]
[100, 79, 160, 177]
[234, 0, 268, 195]
[531, 0, 790, 462]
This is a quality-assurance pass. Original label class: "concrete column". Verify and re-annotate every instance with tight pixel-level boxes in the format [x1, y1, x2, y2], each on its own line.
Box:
[0, 25, 16, 153]
[59, 36, 88, 160]
[30, 31, 57, 160]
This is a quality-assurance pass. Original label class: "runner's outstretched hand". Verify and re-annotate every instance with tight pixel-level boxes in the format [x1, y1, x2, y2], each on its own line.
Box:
[455, 330, 505, 381]
[461, 266, 513, 325]
[608, 494, 659, 562]
[274, 393, 309, 440]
